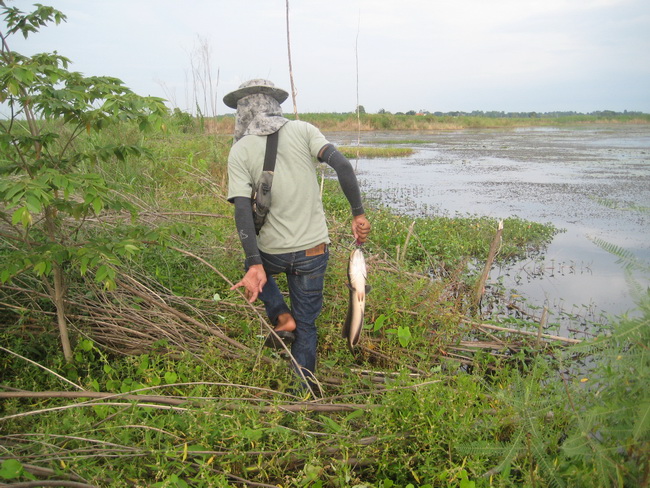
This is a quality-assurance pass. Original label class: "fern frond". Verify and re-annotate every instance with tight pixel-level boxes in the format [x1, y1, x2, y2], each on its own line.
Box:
[562, 432, 593, 458]
[633, 401, 650, 441]
[624, 267, 649, 303]
[457, 440, 513, 457]
[590, 237, 650, 274]
[470, 432, 525, 478]
[589, 196, 650, 214]
[530, 438, 565, 488]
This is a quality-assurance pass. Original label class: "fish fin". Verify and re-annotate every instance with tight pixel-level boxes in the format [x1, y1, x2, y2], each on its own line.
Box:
[365, 285, 372, 294]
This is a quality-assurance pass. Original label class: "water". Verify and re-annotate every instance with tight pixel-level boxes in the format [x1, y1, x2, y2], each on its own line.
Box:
[327, 125, 650, 326]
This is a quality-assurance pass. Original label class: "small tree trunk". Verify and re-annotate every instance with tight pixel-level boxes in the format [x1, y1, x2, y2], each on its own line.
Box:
[44, 206, 73, 362]
[52, 263, 73, 362]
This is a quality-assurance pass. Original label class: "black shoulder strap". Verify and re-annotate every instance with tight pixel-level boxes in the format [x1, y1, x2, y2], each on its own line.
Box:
[263, 130, 279, 172]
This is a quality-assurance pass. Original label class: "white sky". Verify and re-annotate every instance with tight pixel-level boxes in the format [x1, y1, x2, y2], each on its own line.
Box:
[5, 0, 650, 114]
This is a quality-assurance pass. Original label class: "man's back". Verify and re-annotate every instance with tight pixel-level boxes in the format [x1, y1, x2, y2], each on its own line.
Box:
[227, 120, 331, 253]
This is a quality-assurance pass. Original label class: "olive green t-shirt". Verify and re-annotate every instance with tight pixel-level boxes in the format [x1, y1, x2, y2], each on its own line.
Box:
[227, 120, 330, 254]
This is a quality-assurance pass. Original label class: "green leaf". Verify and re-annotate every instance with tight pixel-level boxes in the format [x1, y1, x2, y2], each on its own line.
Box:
[92, 197, 103, 214]
[344, 409, 365, 422]
[164, 371, 178, 384]
[318, 415, 343, 433]
[123, 243, 139, 255]
[372, 313, 387, 332]
[96, 265, 109, 283]
[136, 355, 150, 375]
[1, 268, 12, 283]
[79, 255, 90, 275]
[12, 66, 34, 84]
[2, 182, 25, 202]
[0, 459, 23, 480]
[11, 207, 32, 227]
[25, 192, 43, 213]
[103, 277, 116, 291]
[32, 260, 49, 276]
[397, 325, 412, 347]
[240, 428, 264, 442]
[7, 80, 20, 96]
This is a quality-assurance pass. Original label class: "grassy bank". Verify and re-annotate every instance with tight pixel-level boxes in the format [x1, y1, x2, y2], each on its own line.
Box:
[1, 118, 648, 487]
[208, 112, 650, 134]
[338, 146, 415, 158]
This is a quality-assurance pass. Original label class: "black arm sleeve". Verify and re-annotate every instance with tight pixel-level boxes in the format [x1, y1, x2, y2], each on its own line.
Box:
[232, 197, 263, 267]
[318, 144, 365, 216]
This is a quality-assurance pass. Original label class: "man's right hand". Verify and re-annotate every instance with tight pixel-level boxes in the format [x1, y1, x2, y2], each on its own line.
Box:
[352, 214, 371, 244]
[230, 264, 267, 303]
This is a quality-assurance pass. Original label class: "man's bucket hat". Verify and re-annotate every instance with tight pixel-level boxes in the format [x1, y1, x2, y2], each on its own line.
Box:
[223, 79, 289, 109]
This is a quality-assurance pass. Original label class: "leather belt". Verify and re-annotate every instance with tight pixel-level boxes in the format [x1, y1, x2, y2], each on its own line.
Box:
[305, 243, 327, 256]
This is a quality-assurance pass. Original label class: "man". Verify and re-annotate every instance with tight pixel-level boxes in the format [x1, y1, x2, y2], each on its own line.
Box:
[225, 79, 370, 389]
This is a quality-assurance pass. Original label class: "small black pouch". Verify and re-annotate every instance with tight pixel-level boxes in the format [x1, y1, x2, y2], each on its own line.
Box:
[251, 130, 279, 234]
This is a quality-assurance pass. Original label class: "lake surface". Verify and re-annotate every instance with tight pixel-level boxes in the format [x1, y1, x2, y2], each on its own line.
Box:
[327, 125, 650, 327]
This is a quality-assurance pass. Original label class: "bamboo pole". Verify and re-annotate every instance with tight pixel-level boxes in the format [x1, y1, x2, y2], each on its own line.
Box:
[355, 12, 361, 171]
[399, 220, 416, 266]
[473, 220, 503, 311]
[285, 0, 299, 119]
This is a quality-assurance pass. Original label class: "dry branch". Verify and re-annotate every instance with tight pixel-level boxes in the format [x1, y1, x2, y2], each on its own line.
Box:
[0, 390, 373, 415]
[0, 391, 188, 406]
[464, 319, 581, 344]
[0, 481, 98, 488]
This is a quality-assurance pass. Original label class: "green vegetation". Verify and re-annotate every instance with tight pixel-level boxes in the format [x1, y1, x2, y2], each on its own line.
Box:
[338, 146, 415, 159]
[1, 4, 648, 487]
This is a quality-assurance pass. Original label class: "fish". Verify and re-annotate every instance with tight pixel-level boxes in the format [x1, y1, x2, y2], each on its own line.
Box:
[342, 248, 371, 352]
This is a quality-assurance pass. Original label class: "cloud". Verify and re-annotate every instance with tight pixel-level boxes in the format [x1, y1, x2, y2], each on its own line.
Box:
[4, 0, 649, 113]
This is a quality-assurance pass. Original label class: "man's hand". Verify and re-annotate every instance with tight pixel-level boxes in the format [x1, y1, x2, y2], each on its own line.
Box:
[230, 264, 267, 303]
[352, 214, 371, 244]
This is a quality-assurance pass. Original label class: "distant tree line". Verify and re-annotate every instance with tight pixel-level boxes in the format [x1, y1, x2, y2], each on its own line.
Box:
[213, 108, 648, 119]
[376, 108, 647, 117]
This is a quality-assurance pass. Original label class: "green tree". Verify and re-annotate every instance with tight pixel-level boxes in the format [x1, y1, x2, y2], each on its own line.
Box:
[0, 3, 167, 361]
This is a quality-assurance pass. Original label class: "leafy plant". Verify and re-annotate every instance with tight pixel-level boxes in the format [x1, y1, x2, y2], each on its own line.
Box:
[0, 2, 167, 360]
[559, 292, 650, 487]
[458, 358, 568, 487]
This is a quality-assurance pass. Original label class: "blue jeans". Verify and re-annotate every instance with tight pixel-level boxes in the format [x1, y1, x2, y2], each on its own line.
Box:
[255, 247, 329, 386]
